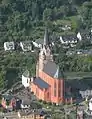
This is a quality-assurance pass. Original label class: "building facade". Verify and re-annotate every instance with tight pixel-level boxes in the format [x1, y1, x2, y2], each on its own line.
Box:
[22, 70, 30, 88]
[31, 28, 64, 104]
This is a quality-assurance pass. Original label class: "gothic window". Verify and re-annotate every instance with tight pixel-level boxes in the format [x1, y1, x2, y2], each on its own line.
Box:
[58, 89, 61, 97]
[47, 92, 49, 98]
[58, 81, 61, 97]
[54, 82, 56, 88]
[54, 82, 56, 97]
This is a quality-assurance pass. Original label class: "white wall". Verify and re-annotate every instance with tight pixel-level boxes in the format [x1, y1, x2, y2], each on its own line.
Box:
[89, 101, 92, 111]
[4, 42, 15, 51]
[21, 104, 30, 109]
[22, 75, 30, 88]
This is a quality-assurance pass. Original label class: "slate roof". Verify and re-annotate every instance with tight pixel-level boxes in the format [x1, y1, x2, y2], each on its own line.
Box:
[22, 99, 31, 106]
[33, 77, 50, 89]
[62, 35, 77, 42]
[2, 94, 13, 101]
[43, 61, 64, 79]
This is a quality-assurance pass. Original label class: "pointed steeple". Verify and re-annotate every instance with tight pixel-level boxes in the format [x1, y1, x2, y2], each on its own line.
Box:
[54, 66, 64, 79]
[44, 27, 49, 46]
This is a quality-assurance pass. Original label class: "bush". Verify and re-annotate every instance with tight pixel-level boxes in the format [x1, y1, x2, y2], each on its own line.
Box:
[43, 101, 47, 104]
[39, 99, 42, 102]
[48, 102, 52, 105]
[53, 103, 56, 106]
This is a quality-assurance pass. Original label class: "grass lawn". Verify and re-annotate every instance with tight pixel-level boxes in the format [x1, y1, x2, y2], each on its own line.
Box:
[64, 72, 92, 79]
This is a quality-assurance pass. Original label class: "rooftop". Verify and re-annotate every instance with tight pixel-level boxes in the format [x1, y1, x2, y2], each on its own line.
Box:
[33, 77, 50, 89]
[43, 61, 64, 79]
[2, 94, 17, 101]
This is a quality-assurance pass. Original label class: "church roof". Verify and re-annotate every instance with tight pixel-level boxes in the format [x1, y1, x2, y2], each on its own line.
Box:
[33, 77, 50, 89]
[43, 61, 63, 79]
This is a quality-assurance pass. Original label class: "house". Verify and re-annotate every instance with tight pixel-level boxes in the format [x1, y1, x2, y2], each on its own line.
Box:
[18, 110, 51, 119]
[1, 94, 16, 111]
[89, 98, 92, 111]
[61, 25, 71, 31]
[4, 42, 15, 51]
[20, 99, 31, 109]
[30, 28, 64, 104]
[60, 35, 77, 45]
[77, 32, 82, 41]
[32, 39, 44, 48]
[20, 41, 32, 52]
[22, 70, 30, 88]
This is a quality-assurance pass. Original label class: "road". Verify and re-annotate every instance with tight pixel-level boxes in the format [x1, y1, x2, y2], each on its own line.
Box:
[0, 112, 19, 119]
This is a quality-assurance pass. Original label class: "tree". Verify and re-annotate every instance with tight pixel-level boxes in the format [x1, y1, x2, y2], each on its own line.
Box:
[43, 8, 52, 21]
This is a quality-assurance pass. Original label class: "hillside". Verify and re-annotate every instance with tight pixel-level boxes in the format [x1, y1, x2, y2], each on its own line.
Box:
[0, 0, 92, 89]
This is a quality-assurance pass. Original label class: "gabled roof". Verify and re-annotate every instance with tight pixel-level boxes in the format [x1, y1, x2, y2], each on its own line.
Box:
[33, 77, 50, 89]
[43, 61, 64, 79]
[22, 99, 31, 106]
[62, 35, 77, 42]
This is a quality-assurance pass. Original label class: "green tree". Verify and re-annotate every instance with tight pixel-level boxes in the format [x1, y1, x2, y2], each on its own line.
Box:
[43, 8, 52, 21]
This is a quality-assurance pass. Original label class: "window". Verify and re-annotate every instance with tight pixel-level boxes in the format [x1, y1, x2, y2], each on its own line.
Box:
[58, 89, 61, 97]
[47, 92, 49, 98]
[58, 81, 61, 97]
[54, 89, 56, 97]
[54, 82, 56, 88]
[54, 82, 56, 97]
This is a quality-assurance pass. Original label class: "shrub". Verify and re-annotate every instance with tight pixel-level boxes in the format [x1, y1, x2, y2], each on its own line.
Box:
[39, 99, 42, 102]
[43, 101, 46, 104]
[48, 102, 52, 105]
[53, 103, 56, 106]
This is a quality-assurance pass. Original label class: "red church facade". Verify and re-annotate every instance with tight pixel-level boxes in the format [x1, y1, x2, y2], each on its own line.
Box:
[31, 28, 64, 104]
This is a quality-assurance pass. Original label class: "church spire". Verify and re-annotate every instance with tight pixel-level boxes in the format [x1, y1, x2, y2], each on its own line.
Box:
[44, 27, 49, 46]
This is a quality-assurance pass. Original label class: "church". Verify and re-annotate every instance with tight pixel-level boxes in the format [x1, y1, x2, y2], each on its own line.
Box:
[31, 28, 64, 104]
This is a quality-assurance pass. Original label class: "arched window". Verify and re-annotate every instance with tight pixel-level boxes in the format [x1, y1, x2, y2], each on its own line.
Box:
[58, 81, 61, 97]
[54, 82, 56, 97]
[54, 82, 56, 88]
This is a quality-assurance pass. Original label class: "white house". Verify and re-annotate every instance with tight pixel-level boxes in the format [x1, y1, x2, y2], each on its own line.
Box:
[77, 32, 82, 41]
[22, 70, 30, 88]
[20, 99, 31, 109]
[60, 36, 77, 45]
[20, 41, 32, 52]
[89, 98, 92, 111]
[60, 36, 65, 44]
[61, 25, 71, 31]
[32, 41, 41, 48]
[4, 42, 15, 51]
[32, 39, 44, 48]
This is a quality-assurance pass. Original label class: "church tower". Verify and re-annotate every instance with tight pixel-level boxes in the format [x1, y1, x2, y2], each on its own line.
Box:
[37, 28, 53, 74]
[39, 47, 46, 71]
[43, 28, 53, 62]
[43, 27, 49, 46]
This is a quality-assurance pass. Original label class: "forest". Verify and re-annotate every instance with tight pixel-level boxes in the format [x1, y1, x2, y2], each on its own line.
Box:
[0, 0, 92, 89]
